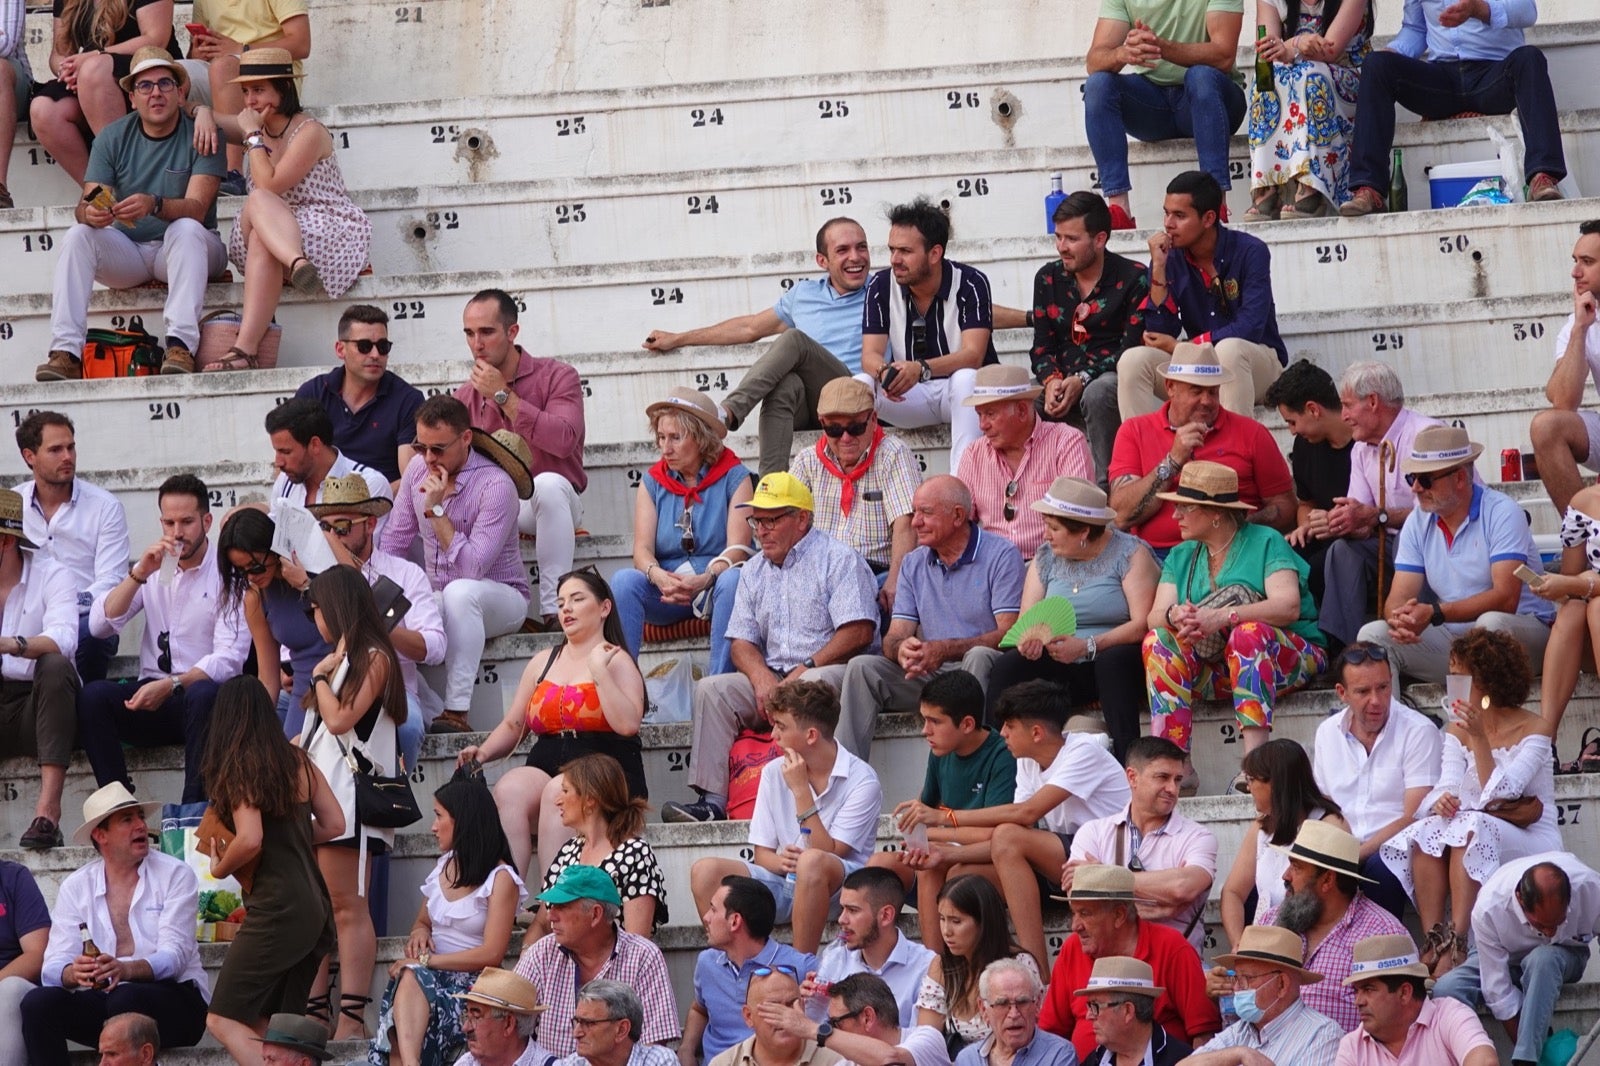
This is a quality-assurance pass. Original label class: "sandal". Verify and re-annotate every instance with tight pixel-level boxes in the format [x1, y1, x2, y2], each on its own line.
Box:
[201, 346, 258, 372]
[1241, 187, 1281, 223]
[1419, 921, 1451, 969]
[1559, 726, 1600, 774]
[289, 256, 323, 296]
[338, 992, 373, 1036]
[1281, 186, 1332, 220]
[305, 987, 333, 1024]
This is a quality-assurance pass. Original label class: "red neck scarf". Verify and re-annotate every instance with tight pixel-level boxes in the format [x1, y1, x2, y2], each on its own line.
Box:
[814, 425, 884, 516]
[648, 446, 744, 505]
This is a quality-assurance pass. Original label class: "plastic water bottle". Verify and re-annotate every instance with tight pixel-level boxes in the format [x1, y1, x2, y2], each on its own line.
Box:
[1219, 970, 1239, 1024]
[1044, 173, 1065, 235]
[786, 827, 811, 884]
[158, 541, 181, 587]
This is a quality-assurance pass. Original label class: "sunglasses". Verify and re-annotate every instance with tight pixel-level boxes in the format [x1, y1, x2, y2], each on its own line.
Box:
[318, 518, 358, 536]
[157, 630, 171, 675]
[827, 1008, 863, 1027]
[341, 337, 393, 355]
[1003, 480, 1020, 523]
[238, 555, 272, 576]
[821, 419, 872, 439]
[132, 77, 178, 95]
[1338, 643, 1390, 666]
[1403, 466, 1464, 490]
[415, 440, 459, 457]
[911, 322, 928, 359]
[1070, 302, 1092, 347]
[749, 965, 799, 979]
[676, 507, 696, 555]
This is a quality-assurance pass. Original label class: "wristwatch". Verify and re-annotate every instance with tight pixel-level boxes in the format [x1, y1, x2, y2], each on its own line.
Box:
[1153, 457, 1179, 484]
[492, 388, 510, 405]
[429, 503, 447, 519]
[815, 1022, 833, 1047]
[1430, 603, 1446, 627]
[170, 677, 184, 698]
[802, 657, 817, 670]
[917, 359, 933, 383]
[1076, 370, 1093, 385]
[151, 194, 164, 219]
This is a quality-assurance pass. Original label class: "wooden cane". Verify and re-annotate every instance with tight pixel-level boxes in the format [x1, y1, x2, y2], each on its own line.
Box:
[1376, 439, 1396, 608]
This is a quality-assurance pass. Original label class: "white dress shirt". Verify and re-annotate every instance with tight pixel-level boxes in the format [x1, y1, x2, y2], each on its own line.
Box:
[0, 552, 79, 681]
[89, 539, 249, 681]
[16, 478, 130, 611]
[41, 849, 210, 997]
[1313, 699, 1443, 842]
[1473, 851, 1600, 1020]
[359, 548, 446, 695]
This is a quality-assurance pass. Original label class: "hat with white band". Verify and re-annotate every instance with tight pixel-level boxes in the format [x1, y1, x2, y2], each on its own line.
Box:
[1073, 956, 1165, 998]
[1400, 424, 1484, 475]
[1031, 476, 1116, 526]
[646, 386, 728, 440]
[1213, 925, 1324, 984]
[1342, 934, 1433, 984]
[1159, 341, 1236, 387]
[960, 364, 1044, 407]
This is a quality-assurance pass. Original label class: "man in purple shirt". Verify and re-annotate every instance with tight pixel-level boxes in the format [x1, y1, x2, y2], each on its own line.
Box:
[378, 395, 531, 734]
[455, 288, 586, 631]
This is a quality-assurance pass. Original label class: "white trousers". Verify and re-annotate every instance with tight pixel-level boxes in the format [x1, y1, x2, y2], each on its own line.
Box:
[0, 975, 33, 1066]
[853, 368, 981, 472]
[517, 471, 583, 617]
[421, 577, 529, 718]
[49, 219, 226, 354]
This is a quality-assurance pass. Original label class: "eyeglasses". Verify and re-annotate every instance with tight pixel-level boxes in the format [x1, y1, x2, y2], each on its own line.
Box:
[157, 630, 172, 675]
[416, 440, 459, 457]
[1403, 466, 1465, 490]
[1171, 503, 1198, 516]
[747, 510, 797, 533]
[1127, 854, 1145, 872]
[1206, 272, 1233, 315]
[821, 419, 872, 439]
[571, 1015, 622, 1031]
[1338, 643, 1390, 667]
[1233, 971, 1284, 990]
[986, 997, 1037, 1013]
[827, 1009, 863, 1027]
[1083, 999, 1132, 1019]
[341, 337, 393, 355]
[239, 554, 272, 576]
[1002, 480, 1019, 523]
[132, 77, 178, 95]
[318, 518, 357, 537]
[676, 506, 696, 555]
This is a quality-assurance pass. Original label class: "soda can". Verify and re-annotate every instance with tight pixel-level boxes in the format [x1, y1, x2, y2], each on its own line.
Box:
[1501, 448, 1522, 482]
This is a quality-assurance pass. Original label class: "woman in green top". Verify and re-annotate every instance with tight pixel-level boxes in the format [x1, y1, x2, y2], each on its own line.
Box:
[1142, 461, 1326, 794]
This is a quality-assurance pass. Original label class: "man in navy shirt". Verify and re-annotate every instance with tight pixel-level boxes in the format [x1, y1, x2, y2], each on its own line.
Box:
[643, 219, 871, 475]
[0, 859, 50, 1066]
[294, 304, 425, 485]
[1116, 171, 1286, 421]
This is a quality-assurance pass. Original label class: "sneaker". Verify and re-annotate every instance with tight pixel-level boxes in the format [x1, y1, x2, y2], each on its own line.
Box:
[427, 709, 473, 735]
[661, 798, 727, 823]
[20, 816, 62, 850]
[1107, 204, 1137, 231]
[160, 344, 195, 374]
[1338, 187, 1386, 218]
[35, 350, 81, 382]
[219, 169, 248, 196]
[0, 183, 12, 211]
[1529, 173, 1564, 202]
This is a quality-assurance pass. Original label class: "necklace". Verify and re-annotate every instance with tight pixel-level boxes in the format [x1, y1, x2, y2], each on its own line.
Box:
[263, 115, 292, 139]
[1206, 526, 1241, 581]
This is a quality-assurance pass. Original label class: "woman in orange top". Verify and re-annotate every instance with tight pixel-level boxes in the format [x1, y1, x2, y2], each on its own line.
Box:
[456, 569, 647, 879]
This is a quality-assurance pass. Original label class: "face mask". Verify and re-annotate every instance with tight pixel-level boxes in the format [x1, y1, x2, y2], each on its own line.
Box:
[1232, 976, 1280, 1025]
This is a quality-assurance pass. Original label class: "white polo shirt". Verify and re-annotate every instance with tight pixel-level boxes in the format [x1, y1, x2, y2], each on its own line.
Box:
[1312, 700, 1442, 842]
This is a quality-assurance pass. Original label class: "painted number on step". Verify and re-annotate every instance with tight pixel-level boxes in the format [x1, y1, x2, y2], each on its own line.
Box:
[1088, 170, 1101, 190]
[554, 203, 586, 224]
[273, 395, 291, 406]
[651, 286, 684, 305]
[1047, 935, 1065, 952]
[579, 378, 593, 398]
[878, 841, 900, 852]
[1204, 929, 1217, 950]
[690, 107, 724, 127]
[527, 563, 540, 584]
[392, 300, 427, 320]
[8, 409, 40, 427]
[956, 178, 990, 197]
[1558, 803, 1583, 826]
[208, 489, 237, 509]
[148, 402, 180, 421]
[779, 278, 797, 291]
[1512, 322, 1546, 341]
[429, 124, 459, 144]
[817, 100, 850, 119]
[946, 90, 980, 109]
[394, 6, 422, 22]
[1314, 244, 1348, 264]
[110, 315, 146, 331]
[913, 453, 928, 473]
[27, 26, 43, 45]
[426, 211, 460, 231]
[686, 195, 719, 215]
[1371, 332, 1405, 353]
[665, 751, 688, 772]
[423, 387, 446, 398]
[1438, 235, 1471, 254]
[512, 295, 528, 313]
[555, 116, 587, 136]
[26, 148, 53, 166]
[1220, 723, 1239, 744]
[476, 664, 499, 686]
[819, 186, 853, 206]
[0, 323, 12, 342]
[1229, 161, 1246, 182]
[21, 234, 52, 253]
[739, 846, 755, 860]
[409, 763, 427, 784]
[333, 130, 350, 149]
[695, 372, 729, 392]
[0, 782, 15, 801]
[627, 469, 643, 488]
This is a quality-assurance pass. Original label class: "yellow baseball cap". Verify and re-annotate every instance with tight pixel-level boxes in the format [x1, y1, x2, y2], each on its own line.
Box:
[738, 472, 815, 512]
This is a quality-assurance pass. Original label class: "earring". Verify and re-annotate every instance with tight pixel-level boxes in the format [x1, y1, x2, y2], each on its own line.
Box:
[1079, 535, 1089, 549]
[1211, 518, 1220, 530]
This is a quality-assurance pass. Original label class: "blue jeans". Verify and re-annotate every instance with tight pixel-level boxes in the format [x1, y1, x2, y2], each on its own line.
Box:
[75, 612, 118, 684]
[1082, 67, 1246, 196]
[1347, 48, 1565, 191]
[1433, 942, 1588, 1064]
[611, 565, 740, 676]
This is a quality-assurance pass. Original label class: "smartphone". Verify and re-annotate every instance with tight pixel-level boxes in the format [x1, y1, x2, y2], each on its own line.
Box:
[1513, 563, 1547, 588]
[82, 185, 114, 211]
[185, 22, 210, 34]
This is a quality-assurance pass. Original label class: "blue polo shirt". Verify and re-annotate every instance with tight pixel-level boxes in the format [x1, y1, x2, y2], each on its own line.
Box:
[892, 523, 1025, 641]
[773, 276, 867, 374]
[692, 937, 818, 1060]
[1393, 483, 1554, 622]
[294, 367, 426, 482]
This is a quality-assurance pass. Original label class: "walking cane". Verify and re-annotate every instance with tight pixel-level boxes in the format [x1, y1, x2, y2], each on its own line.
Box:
[1376, 439, 1396, 608]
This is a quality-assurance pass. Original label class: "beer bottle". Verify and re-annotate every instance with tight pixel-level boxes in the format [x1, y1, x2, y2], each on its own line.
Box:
[79, 923, 110, 990]
[1389, 148, 1409, 212]
[1255, 26, 1274, 94]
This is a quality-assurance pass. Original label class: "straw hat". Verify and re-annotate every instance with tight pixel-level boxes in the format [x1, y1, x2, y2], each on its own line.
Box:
[960, 364, 1043, 407]
[452, 967, 548, 1014]
[1159, 341, 1236, 387]
[1400, 425, 1484, 476]
[305, 474, 393, 519]
[1342, 934, 1433, 985]
[256, 1014, 332, 1061]
[1066, 864, 1136, 902]
[1154, 460, 1255, 512]
[230, 47, 302, 83]
[470, 429, 535, 500]
[117, 47, 188, 94]
[1214, 926, 1324, 984]
[646, 387, 727, 440]
[1031, 476, 1116, 526]
[737, 472, 815, 513]
[0, 489, 38, 550]
[72, 782, 163, 846]
[1268, 820, 1377, 883]
[817, 377, 875, 417]
[1073, 956, 1165, 999]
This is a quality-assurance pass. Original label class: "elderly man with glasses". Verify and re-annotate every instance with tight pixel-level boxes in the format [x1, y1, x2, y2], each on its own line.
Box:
[450, 968, 556, 1066]
[1355, 426, 1554, 685]
[956, 959, 1078, 1066]
[39, 47, 227, 383]
[1077, 957, 1190, 1066]
[557, 980, 678, 1066]
[1181, 926, 1343, 1066]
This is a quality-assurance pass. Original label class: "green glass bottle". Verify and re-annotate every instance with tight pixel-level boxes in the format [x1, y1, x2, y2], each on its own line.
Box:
[1389, 147, 1408, 213]
[1255, 26, 1274, 94]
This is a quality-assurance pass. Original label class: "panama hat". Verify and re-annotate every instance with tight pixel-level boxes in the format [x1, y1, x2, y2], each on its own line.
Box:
[72, 782, 163, 846]
[305, 474, 393, 519]
[256, 1014, 331, 1061]
[1154, 460, 1255, 512]
[117, 47, 188, 94]
[1031, 476, 1116, 526]
[1342, 934, 1433, 985]
[1400, 425, 1484, 476]
[1268, 819, 1377, 883]
[452, 967, 548, 1014]
[0, 489, 38, 550]
[646, 387, 727, 440]
[960, 364, 1044, 407]
[1159, 341, 1236, 387]
[1214, 926, 1324, 984]
[230, 47, 302, 83]
[1066, 864, 1137, 902]
[1073, 956, 1165, 998]
[470, 429, 535, 500]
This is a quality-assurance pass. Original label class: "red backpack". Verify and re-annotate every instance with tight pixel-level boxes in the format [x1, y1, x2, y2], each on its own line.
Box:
[727, 728, 784, 819]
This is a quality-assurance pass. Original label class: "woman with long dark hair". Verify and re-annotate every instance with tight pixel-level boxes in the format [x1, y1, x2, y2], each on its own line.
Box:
[915, 875, 1039, 1054]
[457, 569, 647, 880]
[300, 564, 407, 1040]
[368, 778, 523, 1066]
[201, 676, 342, 1064]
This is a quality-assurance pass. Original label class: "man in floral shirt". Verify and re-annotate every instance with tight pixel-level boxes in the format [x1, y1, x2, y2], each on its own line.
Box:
[1030, 191, 1149, 487]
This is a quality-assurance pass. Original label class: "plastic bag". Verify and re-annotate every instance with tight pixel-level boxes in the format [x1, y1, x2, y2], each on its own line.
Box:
[643, 657, 698, 723]
[160, 802, 243, 938]
[1538, 1028, 1577, 1066]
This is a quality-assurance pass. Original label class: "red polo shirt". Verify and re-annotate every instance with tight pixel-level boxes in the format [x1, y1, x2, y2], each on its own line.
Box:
[1108, 404, 1292, 548]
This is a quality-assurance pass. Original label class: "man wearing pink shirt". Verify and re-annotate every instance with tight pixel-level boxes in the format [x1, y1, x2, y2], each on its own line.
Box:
[455, 288, 587, 631]
[1337, 934, 1495, 1066]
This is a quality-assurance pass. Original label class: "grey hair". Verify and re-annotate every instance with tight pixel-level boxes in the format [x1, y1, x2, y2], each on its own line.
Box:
[593, 899, 622, 925]
[105, 1012, 161, 1054]
[579, 980, 644, 1043]
[978, 957, 1042, 1002]
[481, 1007, 540, 1040]
[1338, 361, 1404, 408]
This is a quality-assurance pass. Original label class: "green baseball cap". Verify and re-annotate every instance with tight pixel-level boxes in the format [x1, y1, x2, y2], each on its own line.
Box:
[536, 863, 621, 907]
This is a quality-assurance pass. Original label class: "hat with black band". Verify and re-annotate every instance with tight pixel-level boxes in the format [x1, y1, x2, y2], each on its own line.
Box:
[1267, 820, 1377, 883]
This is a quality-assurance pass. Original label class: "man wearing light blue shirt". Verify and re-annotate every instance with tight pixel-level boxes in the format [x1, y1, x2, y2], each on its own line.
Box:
[1341, 0, 1564, 215]
[643, 219, 870, 475]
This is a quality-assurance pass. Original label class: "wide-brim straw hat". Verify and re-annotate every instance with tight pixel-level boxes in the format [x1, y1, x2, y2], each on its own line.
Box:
[451, 967, 548, 1014]
[1342, 934, 1433, 985]
[255, 1014, 332, 1061]
[646, 386, 727, 440]
[1400, 424, 1484, 475]
[1073, 956, 1165, 998]
[230, 47, 303, 83]
[305, 474, 393, 519]
[1032, 476, 1116, 526]
[72, 781, 164, 846]
[470, 429, 535, 500]
[0, 489, 38, 550]
[817, 377, 876, 417]
[1067, 864, 1137, 902]
[117, 46, 189, 94]
[1154, 460, 1255, 512]
[1159, 341, 1236, 387]
[961, 363, 1044, 407]
[1268, 819, 1377, 884]
[1214, 926, 1324, 984]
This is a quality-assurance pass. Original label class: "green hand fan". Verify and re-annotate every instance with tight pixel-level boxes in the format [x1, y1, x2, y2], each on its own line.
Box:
[999, 598, 1078, 649]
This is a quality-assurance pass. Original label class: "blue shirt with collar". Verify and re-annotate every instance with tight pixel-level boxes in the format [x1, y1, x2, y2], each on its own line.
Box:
[1389, 0, 1537, 61]
[956, 1026, 1080, 1066]
[294, 367, 426, 482]
[892, 523, 1025, 641]
[774, 276, 868, 374]
[1142, 224, 1287, 365]
[693, 937, 819, 1060]
[1393, 482, 1554, 622]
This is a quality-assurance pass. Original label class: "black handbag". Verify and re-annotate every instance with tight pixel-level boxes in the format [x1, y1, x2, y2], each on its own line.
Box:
[311, 712, 423, 829]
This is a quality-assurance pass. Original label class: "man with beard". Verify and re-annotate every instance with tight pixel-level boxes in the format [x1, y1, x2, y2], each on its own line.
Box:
[806, 867, 935, 1028]
[1208, 822, 1406, 1032]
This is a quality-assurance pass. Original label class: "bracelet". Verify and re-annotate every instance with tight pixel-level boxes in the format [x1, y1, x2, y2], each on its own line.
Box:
[1165, 604, 1178, 628]
[1024, 311, 1035, 328]
[796, 805, 820, 824]
[1085, 634, 1098, 661]
[418, 951, 430, 969]
[645, 563, 658, 581]
[312, 673, 330, 687]
[941, 806, 958, 828]
[127, 561, 147, 585]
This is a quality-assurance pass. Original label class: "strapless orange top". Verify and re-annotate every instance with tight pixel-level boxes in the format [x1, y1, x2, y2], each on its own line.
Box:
[525, 679, 609, 735]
